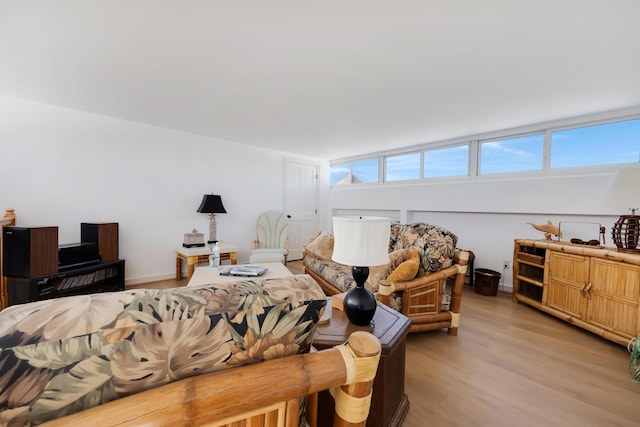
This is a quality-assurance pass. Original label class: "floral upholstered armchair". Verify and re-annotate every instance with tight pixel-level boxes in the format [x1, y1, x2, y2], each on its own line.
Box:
[303, 223, 470, 334]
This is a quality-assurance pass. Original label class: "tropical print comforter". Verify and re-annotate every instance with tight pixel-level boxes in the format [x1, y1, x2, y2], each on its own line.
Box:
[0, 274, 326, 425]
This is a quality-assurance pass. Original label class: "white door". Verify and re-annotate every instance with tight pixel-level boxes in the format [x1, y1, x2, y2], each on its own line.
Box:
[285, 160, 318, 260]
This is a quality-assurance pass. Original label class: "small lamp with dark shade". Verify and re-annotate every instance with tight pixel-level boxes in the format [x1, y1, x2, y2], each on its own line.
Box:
[332, 216, 390, 326]
[197, 194, 227, 244]
[601, 168, 640, 253]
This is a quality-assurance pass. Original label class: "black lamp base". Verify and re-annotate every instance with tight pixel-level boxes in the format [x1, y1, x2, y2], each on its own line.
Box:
[343, 266, 377, 326]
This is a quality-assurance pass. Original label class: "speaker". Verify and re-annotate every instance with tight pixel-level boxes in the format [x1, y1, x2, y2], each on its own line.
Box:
[2, 226, 58, 278]
[81, 222, 119, 262]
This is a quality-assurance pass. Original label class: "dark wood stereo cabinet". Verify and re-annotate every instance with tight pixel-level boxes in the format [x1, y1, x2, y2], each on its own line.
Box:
[4, 222, 123, 306]
[7, 259, 125, 306]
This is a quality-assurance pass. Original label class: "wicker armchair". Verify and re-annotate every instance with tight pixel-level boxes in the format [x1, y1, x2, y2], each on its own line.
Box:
[303, 223, 470, 335]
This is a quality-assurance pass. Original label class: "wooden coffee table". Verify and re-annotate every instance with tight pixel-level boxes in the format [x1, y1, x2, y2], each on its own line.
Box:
[313, 298, 411, 427]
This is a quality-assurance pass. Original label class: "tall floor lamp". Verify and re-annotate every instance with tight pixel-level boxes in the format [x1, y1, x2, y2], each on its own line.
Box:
[601, 168, 640, 254]
[332, 216, 390, 326]
[197, 194, 227, 244]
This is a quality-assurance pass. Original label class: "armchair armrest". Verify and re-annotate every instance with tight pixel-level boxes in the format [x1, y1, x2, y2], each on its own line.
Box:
[378, 249, 470, 335]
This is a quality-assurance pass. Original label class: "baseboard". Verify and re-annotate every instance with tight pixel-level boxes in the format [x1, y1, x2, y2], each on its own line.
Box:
[125, 273, 177, 287]
[465, 283, 513, 294]
[499, 283, 514, 294]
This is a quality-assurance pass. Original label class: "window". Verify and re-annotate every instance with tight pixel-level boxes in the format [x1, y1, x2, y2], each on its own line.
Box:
[551, 119, 640, 169]
[424, 145, 469, 178]
[351, 158, 379, 183]
[385, 152, 421, 181]
[330, 158, 379, 185]
[330, 162, 350, 186]
[480, 134, 544, 174]
[330, 112, 640, 186]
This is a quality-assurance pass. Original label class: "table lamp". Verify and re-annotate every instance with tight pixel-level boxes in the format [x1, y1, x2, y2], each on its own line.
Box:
[197, 194, 227, 244]
[601, 168, 640, 253]
[332, 216, 390, 326]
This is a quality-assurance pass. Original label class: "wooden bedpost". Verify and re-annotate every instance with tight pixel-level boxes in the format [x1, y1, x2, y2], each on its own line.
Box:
[332, 331, 381, 426]
[1, 209, 17, 310]
[3, 209, 16, 224]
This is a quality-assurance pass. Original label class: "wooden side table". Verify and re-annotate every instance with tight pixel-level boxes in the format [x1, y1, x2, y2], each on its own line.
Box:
[175, 243, 239, 281]
[313, 299, 411, 427]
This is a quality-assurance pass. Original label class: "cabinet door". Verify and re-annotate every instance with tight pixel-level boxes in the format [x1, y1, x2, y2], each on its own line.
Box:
[547, 251, 589, 319]
[587, 259, 640, 339]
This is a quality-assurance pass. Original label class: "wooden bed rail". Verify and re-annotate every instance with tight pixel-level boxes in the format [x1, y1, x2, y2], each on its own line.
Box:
[0, 209, 16, 310]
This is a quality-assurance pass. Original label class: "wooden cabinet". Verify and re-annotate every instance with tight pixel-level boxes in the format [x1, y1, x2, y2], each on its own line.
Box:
[513, 243, 546, 304]
[514, 239, 640, 346]
[547, 251, 590, 319]
[588, 258, 640, 337]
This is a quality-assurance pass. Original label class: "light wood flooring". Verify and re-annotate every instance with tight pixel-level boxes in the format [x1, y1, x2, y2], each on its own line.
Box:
[138, 261, 640, 426]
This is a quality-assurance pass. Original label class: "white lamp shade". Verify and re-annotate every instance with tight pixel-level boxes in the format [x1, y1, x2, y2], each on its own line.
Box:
[332, 216, 390, 267]
[601, 168, 640, 210]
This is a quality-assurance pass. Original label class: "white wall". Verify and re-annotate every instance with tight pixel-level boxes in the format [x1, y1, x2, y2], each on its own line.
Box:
[329, 174, 621, 292]
[0, 94, 627, 292]
[0, 95, 326, 284]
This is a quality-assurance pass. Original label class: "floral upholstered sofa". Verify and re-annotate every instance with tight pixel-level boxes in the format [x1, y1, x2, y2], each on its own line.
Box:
[0, 275, 381, 426]
[303, 223, 470, 334]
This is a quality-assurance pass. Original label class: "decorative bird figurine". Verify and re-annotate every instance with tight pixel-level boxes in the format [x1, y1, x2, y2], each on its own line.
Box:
[527, 220, 562, 240]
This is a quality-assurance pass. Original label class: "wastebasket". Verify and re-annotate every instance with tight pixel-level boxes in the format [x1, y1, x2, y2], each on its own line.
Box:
[474, 268, 502, 296]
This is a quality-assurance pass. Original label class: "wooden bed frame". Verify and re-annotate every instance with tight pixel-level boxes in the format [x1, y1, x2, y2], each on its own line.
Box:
[0, 208, 16, 310]
[42, 331, 382, 427]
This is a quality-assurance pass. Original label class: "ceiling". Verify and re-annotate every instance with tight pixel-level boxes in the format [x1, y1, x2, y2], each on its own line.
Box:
[1, 1, 639, 160]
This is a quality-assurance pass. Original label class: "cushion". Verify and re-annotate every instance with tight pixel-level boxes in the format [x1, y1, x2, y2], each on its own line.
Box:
[386, 249, 420, 282]
[366, 249, 413, 288]
[303, 230, 334, 260]
[249, 252, 286, 263]
[389, 223, 458, 274]
[303, 255, 355, 293]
